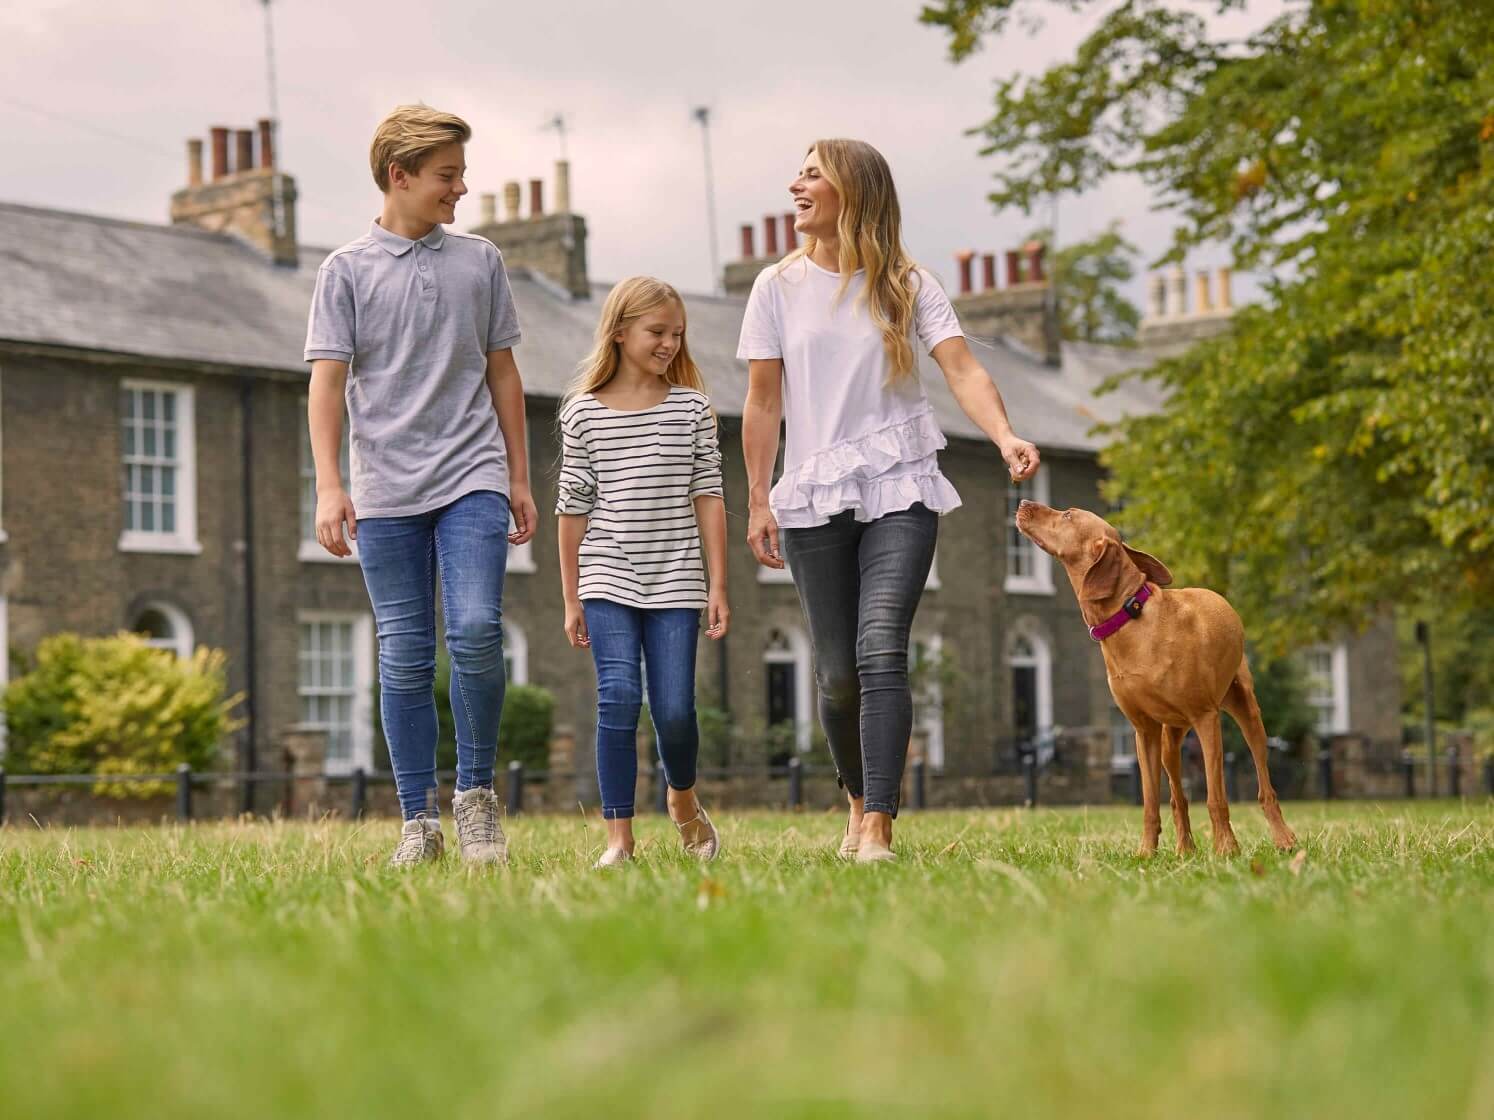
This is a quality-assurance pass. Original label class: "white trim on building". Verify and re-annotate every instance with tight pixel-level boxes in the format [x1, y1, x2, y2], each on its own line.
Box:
[764, 625, 813, 754]
[296, 610, 375, 773]
[119, 380, 199, 555]
[131, 600, 195, 660]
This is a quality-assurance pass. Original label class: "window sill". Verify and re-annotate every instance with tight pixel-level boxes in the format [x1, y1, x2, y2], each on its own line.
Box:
[298, 541, 360, 564]
[119, 533, 202, 556]
[506, 557, 537, 574]
[1004, 577, 1055, 596]
[757, 565, 795, 585]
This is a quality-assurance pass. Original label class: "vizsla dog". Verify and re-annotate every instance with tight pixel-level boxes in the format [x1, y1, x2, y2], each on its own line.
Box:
[1015, 501, 1296, 857]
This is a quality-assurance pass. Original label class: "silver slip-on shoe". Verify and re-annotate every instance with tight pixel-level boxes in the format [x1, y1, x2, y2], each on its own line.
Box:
[452, 786, 508, 866]
[389, 816, 445, 866]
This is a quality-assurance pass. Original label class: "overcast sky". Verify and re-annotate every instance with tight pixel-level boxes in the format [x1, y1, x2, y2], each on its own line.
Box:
[2, 0, 1278, 308]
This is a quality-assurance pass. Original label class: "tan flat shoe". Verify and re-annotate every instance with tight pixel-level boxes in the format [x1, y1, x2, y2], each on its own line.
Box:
[593, 846, 632, 870]
[837, 826, 860, 861]
[855, 838, 896, 864]
[674, 806, 719, 861]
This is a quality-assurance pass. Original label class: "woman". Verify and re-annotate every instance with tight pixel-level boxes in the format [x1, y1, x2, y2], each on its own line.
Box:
[738, 139, 1040, 862]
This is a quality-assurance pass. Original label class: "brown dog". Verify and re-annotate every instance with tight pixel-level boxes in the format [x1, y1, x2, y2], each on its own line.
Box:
[1015, 501, 1296, 857]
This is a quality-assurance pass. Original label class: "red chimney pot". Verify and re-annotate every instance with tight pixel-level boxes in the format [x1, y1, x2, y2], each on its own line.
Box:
[234, 129, 254, 175]
[981, 253, 997, 291]
[529, 178, 544, 218]
[763, 215, 779, 258]
[210, 127, 230, 180]
[257, 119, 275, 169]
[1025, 242, 1046, 284]
[1005, 249, 1023, 287]
[739, 224, 756, 260]
[954, 250, 975, 296]
[781, 213, 798, 252]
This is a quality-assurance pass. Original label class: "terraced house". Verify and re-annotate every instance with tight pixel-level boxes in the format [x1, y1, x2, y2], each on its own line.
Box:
[0, 121, 1401, 801]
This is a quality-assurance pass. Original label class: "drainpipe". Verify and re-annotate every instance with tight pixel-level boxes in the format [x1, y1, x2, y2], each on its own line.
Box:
[239, 378, 259, 813]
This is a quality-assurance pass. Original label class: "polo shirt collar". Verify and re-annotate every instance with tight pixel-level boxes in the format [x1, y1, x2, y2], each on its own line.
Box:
[369, 220, 447, 256]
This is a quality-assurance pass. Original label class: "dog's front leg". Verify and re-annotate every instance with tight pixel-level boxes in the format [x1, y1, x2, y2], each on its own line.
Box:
[1133, 723, 1163, 857]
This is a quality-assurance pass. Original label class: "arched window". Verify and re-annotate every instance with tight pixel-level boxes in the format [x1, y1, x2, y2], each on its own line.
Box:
[1007, 622, 1053, 749]
[504, 619, 530, 685]
[131, 601, 194, 660]
[763, 626, 812, 755]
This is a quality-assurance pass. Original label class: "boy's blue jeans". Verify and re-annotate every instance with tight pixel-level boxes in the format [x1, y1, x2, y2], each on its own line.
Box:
[357, 490, 510, 820]
[582, 599, 701, 820]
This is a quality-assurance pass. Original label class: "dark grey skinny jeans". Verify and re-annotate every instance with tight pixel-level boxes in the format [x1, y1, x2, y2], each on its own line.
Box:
[780, 503, 938, 817]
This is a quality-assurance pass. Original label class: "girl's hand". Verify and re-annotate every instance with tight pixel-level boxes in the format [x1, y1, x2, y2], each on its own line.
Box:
[563, 600, 590, 649]
[705, 587, 731, 640]
[999, 436, 1041, 482]
[747, 504, 784, 569]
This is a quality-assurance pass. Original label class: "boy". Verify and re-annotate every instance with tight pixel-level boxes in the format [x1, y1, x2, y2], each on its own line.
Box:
[304, 105, 536, 866]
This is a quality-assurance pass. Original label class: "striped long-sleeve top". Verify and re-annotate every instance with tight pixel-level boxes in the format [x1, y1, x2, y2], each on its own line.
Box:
[555, 386, 724, 609]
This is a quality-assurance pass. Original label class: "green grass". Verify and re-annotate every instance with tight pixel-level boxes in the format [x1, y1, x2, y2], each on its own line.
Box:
[3, 803, 1493, 1119]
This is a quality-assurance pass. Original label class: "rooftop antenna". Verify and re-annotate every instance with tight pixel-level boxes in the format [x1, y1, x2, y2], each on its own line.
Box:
[541, 112, 569, 160]
[692, 106, 721, 295]
[260, 0, 285, 241]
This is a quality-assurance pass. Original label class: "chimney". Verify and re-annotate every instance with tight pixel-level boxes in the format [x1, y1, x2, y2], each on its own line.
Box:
[257, 119, 274, 169]
[186, 139, 203, 187]
[763, 215, 779, 258]
[1138, 262, 1238, 353]
[172, 122, 299, 266]
[1194, 271, 1213, 314]
[739, 224, 756, 260]
[471, 166, 590, 299]
[1167, 265, 1187, 318]
[1216, 266, 1233, 310]
[951, 243, 1060, 367]
[210, 127, 229, 180]
[782, 213, 797, 252]
[234, 129, 254, 175]
[954, 250, 974, 296]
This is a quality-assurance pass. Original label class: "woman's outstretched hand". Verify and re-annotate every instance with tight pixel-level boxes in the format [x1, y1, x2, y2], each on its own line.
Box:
[999, 436, 1041, 483]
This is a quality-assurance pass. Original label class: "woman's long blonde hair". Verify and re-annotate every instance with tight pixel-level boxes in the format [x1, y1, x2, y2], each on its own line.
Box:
[780, 138, 921, 383]
[564, 276, 709, 403]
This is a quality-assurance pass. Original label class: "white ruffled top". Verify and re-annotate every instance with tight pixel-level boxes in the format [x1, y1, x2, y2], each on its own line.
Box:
[736, 256, 965, 528]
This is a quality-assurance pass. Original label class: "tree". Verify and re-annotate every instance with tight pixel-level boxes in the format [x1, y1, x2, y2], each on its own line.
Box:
[923, 0, 1494, 653]
[1030, 222, 1141, 343]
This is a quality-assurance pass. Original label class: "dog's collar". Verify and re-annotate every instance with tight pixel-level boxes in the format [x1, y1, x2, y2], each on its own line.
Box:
[1088, 583, 1152, 641]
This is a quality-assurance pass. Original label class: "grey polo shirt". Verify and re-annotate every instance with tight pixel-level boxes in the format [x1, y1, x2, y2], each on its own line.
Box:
[304, 220, 522, 518]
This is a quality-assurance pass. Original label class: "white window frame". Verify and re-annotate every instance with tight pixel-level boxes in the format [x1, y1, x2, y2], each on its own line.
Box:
[296, 610, 375, 774]
[1004, 466, 1053, 595]
[910, 632, 945, 770]
[1007, 620, 1054, 742]
[506, 421, 537, 574]
[504, 618, 529, 685]
[1302, 642, 1350, 736]
[119, 380, 200, 555]
[131, 600, 195, 660]
[764, 625, 813, 754]
[298, 397, 357, 564]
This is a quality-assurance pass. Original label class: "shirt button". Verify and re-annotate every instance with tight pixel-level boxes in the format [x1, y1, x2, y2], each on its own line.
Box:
[419, 264, 427, 271]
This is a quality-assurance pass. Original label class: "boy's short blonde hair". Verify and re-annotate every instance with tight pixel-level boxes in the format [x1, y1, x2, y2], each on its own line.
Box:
[369, 105, 471, 192]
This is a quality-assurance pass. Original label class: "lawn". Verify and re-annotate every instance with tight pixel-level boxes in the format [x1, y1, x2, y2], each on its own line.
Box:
[2, 802, 1491, 1119]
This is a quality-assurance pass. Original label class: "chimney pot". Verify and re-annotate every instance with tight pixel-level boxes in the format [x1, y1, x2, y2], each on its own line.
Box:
[186, 139, 204, 187]
[528, 178, 544, 219]
[1146, 274, 1167, 320]
[1195, 270, 1213, 313]
[210, 127, 230, 180]
[1005, 249, 1022, 287]
[763, 215, 779, 258]
[739, 223, 756, 261]
[981, 253, 996, 291]
[1167, 265, 1188, 318]
[234, 128, 254, 175]
[554, 160, 571, 214]
[782, 213, 798, 252]
[954, 250, 975, 296]
[480, 193, 496, 225]
[1217, 266, 1233, 311]
[503, 181, 521, 222]
[257, 119, 275, 169]
[1024, 241, 1046, 284]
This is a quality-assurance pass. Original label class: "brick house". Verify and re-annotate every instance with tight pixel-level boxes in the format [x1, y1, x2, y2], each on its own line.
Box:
[0, 122, 1400, 804]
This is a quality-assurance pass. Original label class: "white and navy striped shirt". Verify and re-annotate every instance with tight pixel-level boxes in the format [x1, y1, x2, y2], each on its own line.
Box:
[556, 386, 724, 609]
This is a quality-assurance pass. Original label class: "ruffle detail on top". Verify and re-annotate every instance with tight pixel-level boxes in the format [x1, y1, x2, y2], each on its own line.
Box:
[770, 408, 962, 527]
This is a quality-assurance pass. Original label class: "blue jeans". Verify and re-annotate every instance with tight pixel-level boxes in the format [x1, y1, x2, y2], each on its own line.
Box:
[780, 503, 938, 817]
[357, 490, 510, 820]
[583, 599, 701, 820]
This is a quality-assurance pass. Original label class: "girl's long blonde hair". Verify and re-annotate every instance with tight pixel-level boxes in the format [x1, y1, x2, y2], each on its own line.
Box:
[780, 139, 921, 383]
[564, 276, 709, 403]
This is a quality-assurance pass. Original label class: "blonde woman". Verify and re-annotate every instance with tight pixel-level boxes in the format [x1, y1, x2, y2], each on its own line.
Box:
[739, 139, 1040, 862]
[557, 277, 730, 868]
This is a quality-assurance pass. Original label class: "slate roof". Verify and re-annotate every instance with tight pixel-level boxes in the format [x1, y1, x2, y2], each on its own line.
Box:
[0, 201, 1165, 453]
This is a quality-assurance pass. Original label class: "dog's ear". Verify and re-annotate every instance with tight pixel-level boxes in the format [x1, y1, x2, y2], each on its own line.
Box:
[1123, 544, 1173, 587]
[1080, 537, 1128, 601]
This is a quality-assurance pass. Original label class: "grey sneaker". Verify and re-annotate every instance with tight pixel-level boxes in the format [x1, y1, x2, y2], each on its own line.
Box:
[389, 816, 445, 866]
[453, 787, 508, 866]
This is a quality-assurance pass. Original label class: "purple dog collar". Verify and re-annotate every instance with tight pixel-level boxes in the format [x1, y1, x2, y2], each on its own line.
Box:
[1088, 583, 1152, 642]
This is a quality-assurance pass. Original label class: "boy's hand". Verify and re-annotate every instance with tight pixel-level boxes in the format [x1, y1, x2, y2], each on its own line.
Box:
[315, 488, 358, 557]
[563, 599, 590, 649]
[705, 587, 731, 640]
[509, 482, 538, 546]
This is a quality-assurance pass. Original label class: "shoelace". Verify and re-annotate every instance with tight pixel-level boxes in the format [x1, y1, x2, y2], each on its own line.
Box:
[394, 825, 432, 861]
[457, 795, 497, 845]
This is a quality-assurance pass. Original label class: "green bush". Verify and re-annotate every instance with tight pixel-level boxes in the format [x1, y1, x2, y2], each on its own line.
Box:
[500, 684, 555, 771]
[696, 706, 732, 768]
[1, 633, 244, 797]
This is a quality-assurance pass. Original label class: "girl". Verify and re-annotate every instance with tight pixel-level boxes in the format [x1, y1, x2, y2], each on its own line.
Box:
[738, 139, 1040, 862]
[557, 277, 730, 868]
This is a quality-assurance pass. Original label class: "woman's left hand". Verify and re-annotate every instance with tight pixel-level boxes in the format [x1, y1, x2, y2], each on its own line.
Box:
[999, 436, 1041, 482]
[705, 588, 731, 640]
